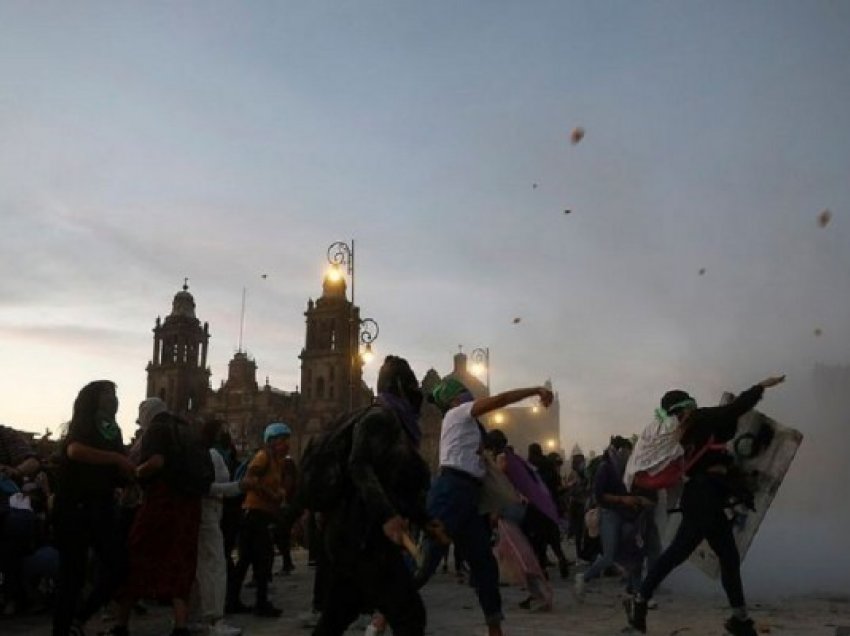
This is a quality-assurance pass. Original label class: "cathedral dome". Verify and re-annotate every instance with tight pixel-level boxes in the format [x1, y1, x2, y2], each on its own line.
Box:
[444, 352, 489, 399]
[171, 281, 196, 319]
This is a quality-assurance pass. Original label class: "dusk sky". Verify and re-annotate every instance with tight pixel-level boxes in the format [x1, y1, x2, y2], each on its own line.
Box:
[2, 2, 848, 455]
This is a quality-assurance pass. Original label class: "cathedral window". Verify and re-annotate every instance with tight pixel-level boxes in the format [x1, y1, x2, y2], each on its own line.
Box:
[316, 377, 325, 399]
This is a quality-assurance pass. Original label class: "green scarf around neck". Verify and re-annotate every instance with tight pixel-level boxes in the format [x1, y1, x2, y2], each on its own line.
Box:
[97, 418, 121, 442]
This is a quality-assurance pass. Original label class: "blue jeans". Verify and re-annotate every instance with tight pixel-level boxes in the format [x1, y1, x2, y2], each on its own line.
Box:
[583, 508, 640, 590]
[424, 470, 503, 626]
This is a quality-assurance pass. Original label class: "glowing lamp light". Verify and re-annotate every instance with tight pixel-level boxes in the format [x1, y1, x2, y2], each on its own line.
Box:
[471, 362, 486, 377]
[326, 264, 344, 282]
[532, 405, 539, 414]
[493, 412, 504, 425]
[546, 438, 556, 450]
[361, 342, 374, 364]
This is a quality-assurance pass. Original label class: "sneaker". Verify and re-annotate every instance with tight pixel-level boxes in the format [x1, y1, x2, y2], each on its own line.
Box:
[624, 596, 647, 633]
[209, 620, 242, 636]
[253, 603, 282, 618]
[574, 573, 586, 598]
[724, 616, 757, 636]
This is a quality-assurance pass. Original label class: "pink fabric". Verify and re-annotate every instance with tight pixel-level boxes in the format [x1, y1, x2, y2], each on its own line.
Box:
[494, 519, 552, 607]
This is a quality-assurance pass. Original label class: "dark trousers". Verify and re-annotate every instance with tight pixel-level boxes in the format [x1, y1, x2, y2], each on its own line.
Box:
[522, 504, 568, 571]
[273, 513, 294, 571]
[313, 543, 425, 636]
[0, 509, 37, 608]
[228, 509, 276, 607]
[425, 471, 502, 626]
[639, 476, 745, 608]
[52, 497, 126, 636]
[311, 524, 328, 612]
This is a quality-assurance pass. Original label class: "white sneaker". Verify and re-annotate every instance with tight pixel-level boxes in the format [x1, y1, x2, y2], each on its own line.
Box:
[574, 573, 586, 597]
[209, 620, 242, 636]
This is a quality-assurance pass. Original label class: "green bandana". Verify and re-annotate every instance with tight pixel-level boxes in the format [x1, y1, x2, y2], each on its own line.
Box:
[655, 399, 697, 422]
[431, 377, 471, 412]
[97, 419, 121, 442]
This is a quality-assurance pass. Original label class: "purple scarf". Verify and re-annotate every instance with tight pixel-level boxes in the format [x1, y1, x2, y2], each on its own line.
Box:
[377, 392, 422, 448]
[503, 449, 560, 525]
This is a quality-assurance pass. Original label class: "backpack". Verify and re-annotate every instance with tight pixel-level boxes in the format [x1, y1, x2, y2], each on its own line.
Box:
[297, 405, 375, 513]
[167, 419, 215, 497]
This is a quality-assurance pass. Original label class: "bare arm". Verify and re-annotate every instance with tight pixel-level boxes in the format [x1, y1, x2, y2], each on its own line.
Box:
[0, 456, 41, 479]
[135, 454, 165, 479]
[67, 442, 135, 479]
[471, 386, 554, 419]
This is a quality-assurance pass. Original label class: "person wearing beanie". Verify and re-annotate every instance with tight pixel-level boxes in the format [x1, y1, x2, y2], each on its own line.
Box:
[226, 422, 291, 618]
[626, 375, 786, 636]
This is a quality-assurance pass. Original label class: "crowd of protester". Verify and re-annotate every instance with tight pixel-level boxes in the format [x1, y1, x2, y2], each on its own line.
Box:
[0, 359, 785, 636]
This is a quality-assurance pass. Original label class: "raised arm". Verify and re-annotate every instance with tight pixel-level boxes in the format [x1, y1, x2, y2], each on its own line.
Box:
[471, 386, 554, 419]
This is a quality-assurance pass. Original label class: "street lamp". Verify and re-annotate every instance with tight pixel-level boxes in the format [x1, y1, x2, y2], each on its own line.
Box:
[470, 347, 490, 393]
[326, 240, 380, 410]
[359, 317, 379, 364]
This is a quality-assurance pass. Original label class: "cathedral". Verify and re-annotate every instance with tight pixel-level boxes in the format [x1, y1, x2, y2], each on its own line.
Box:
[144, 274, 561, 468]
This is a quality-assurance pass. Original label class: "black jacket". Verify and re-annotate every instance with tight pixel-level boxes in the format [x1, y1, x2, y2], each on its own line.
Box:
[681, 384, 764, 476]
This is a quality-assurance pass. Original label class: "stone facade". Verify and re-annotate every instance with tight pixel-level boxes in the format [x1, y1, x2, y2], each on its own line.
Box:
[145, 276, 373, 457]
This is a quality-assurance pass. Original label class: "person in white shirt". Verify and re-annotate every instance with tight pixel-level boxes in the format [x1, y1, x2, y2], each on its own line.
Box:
[190, 420, 245, 636]
[424, 378, 554, 636]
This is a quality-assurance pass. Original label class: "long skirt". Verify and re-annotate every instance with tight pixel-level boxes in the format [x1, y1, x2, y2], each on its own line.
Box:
[122, 481, 201, 601]
[191, 516, 227, 620]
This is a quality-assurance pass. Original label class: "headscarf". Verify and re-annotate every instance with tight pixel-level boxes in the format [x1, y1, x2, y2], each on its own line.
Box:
[376, 355, 423, 446]
[378, 391, 421, 447]
[429, 377, 472, 413]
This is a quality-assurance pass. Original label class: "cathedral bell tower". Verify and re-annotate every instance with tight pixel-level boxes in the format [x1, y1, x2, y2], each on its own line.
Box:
[299, 271, 365, 421]
[146, 281, 211, 416]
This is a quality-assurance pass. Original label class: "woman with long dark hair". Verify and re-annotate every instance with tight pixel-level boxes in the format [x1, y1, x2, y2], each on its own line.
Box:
[52, 380, 135, 636]
[106, 398, 203, 636]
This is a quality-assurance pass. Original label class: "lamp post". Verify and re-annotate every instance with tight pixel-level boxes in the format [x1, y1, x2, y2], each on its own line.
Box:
[470, 346, 490, 394]
[326, 240, 380, 410]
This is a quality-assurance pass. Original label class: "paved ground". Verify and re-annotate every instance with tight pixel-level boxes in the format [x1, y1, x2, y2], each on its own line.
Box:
[3, 547, 849, 635]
